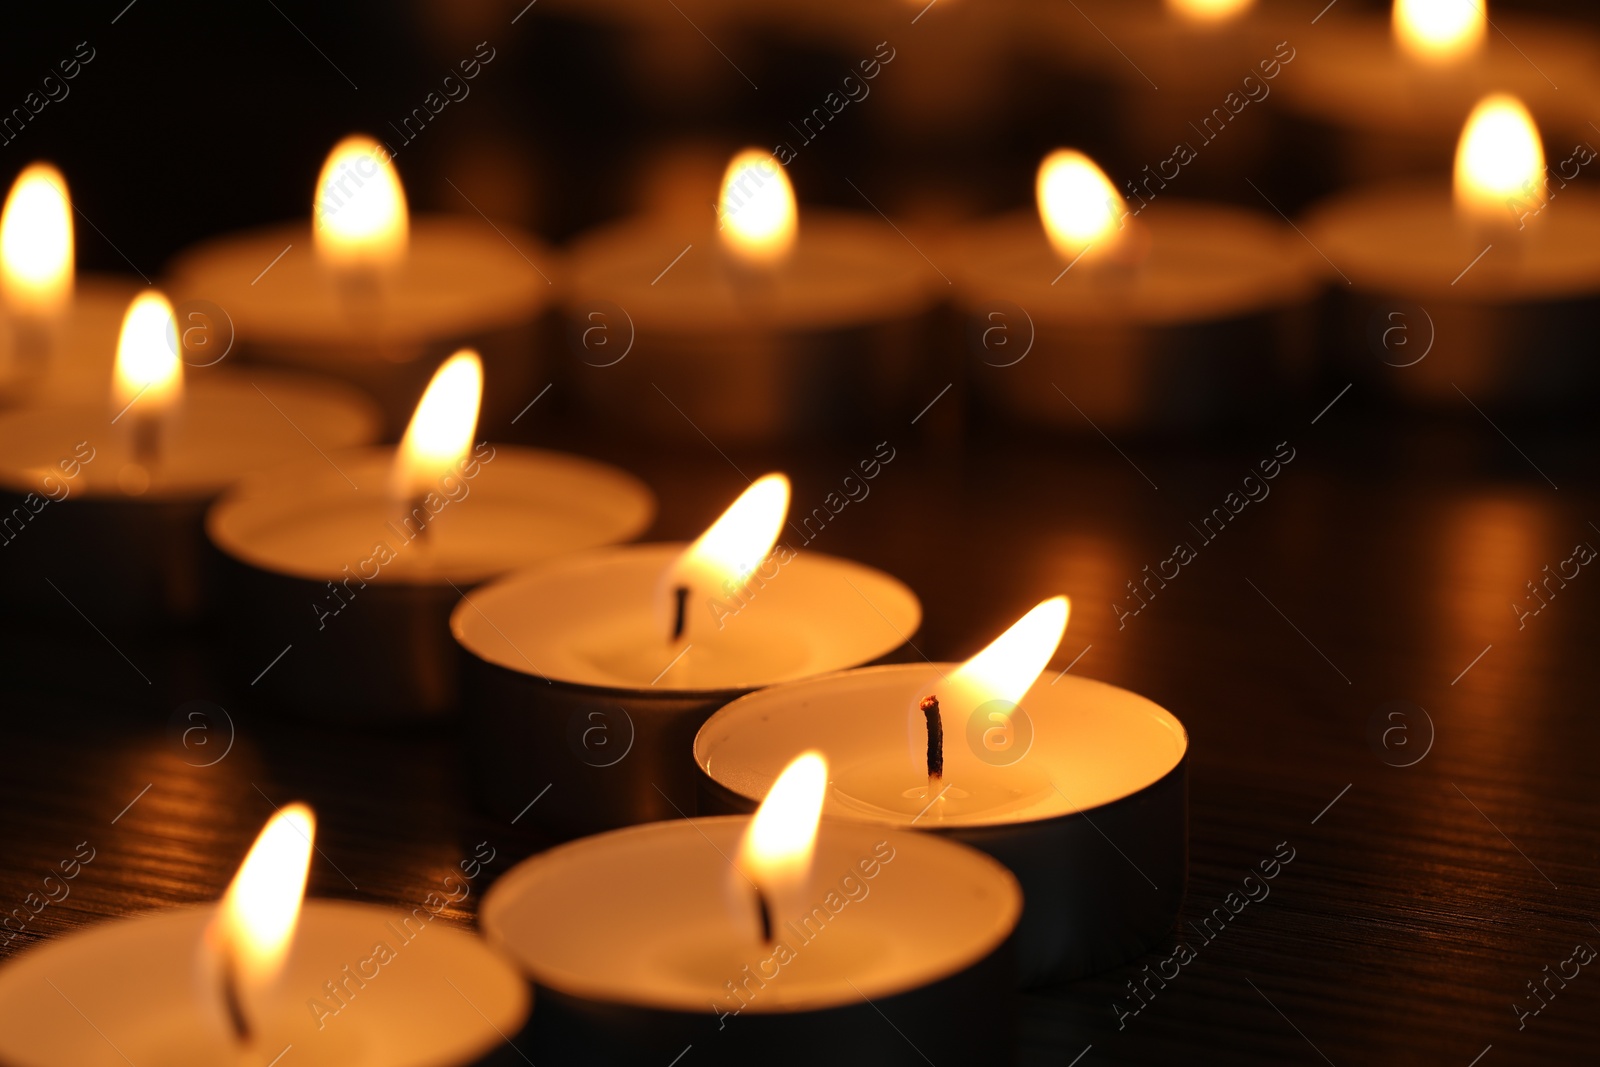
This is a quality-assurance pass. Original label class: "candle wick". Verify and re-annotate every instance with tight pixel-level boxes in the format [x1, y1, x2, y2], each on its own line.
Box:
[921, 694, 944, 791]
[131, 414, 161, 470]
[13, 317, 49, 372]
[408, 492, 430, 545]
[671, 585, 689, 642]
[219, 946, 253, 1047]
[752, 883, 774, 945]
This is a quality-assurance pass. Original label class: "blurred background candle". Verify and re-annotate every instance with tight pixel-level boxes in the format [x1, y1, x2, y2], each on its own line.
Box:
[561, 148, 939, 444]
[1275, 0, 1600, 209]
[167, 135, 557, 435]
[0, 164, 141, 407]
[0, 805, 529, 1066]
[208, 348, 654, 720]
[481, 753, 1020, 1065]
[697, 597, 1190, 984]
[453, 472, 920, 836]
[0, 290, 379, 625]
[1303, 93, 1600, 409]
[947, 149, 1319, 433]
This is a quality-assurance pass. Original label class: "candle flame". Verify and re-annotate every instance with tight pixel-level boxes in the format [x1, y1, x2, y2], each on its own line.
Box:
[718, 149, 797, 269]
[1037, 150, 1126, 263]
[662, 474, 790, 638]
[391, 349, 483, 501]
[1394, 0, 1486, 63]
[112, 292, 183, 417]
[0, 164, 74, 317]
[1454, 94, 1544, 226]
[946, 596, 1070, 711]
[737, 751, 828, 893]
[313, 134, 409, 270]
[1166, 0, 1254, 22]
[216, 804, 315, 989]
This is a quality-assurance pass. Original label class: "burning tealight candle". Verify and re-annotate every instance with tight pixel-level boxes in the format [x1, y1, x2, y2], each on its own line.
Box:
[452, 472, 920, 837]
[0, 290, 380, 624]
[562, 148, 938, 442]
[1303, 93, 1600, 406]
[208, 347, 654, 719]
[696, 597, 1190, 984]
[1277, 0, 1600, 197]
[0, 164, 142, 407]
[0, 805, 529, 1065]
[166, 134, 557, 434]
[948, 149, 1318, 432]
[480, 752, 1020, 1064]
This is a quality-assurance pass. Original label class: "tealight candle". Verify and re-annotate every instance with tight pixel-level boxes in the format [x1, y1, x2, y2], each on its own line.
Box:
[0, 164, 143, 407]
[167, 135, 557, 434]
[0, 290, 380, 624]
[208, 349, 654, 720]
[1303, 93, 1600, 406]
[948, 149, 1319, 431]
[452, 472, 920, 837]
[1276, 1, 1600, 197]
[0, 806, 528, 1066]
[480, 753, 1020, 1065]
[696, 597, 1190, 985]
[562, 149, 937, 442]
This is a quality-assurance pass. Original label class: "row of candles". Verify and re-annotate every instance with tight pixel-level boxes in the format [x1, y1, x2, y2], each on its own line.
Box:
[0, 4, 1590, 1061]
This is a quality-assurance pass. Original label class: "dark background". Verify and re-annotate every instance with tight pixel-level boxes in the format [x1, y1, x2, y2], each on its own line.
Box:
[3, 2, 1600, 1065]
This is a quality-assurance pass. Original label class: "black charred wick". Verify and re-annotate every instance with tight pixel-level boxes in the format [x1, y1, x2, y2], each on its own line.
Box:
[672, 585, 689, 641]
[754, 885, 774, 944]
[220, 948, 252, 1046]
[921, 694, 944, 781]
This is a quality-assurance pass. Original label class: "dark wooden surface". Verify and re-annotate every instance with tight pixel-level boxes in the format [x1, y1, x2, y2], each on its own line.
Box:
[3, 393, 1597, 1066]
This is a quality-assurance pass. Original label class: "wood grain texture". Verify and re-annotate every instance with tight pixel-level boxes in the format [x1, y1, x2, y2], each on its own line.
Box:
[2, 411, 1597, 1066]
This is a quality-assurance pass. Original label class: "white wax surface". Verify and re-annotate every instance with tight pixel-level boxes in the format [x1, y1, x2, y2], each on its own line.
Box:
[1280, 16, 1600, 138]
[0, 901, 528, 1067]
[1303, 183, 1600, 300]
[480, 818, 1020, 1012]
[0, 276, 141, 407]
[697, 666, 1188, 828]
[208, 447, 654, 585]
[567, 211, 936, 332]
[946, 202, 1319, 325]
[167, 217, 556, 347]
[451, 543, 920, 692]
[0, 369, 380, 501]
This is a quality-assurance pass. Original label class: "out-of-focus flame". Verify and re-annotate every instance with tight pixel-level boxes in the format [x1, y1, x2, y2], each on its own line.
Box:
[1394, 0, 1486, 64]
[390, 349, 483, 501]
[216, 804, 316, 989]
[1166, 0, 1255, 23]
[0, 164, 74, 317]
[313, 134, 409, 270]
[1037, 150, 1126, 263]
[661, 474, 790, 639]
[112, 292, 182, 417]
[718, 149, 797, 269]
[1454, 94, 1544, 226]
[736, 751, 828, 897]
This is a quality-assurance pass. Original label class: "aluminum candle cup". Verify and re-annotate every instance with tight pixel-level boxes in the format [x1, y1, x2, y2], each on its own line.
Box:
[947, 202, 1319, 433]
[563, 210, 936, 443]
[451, 543, 920, 836]
[0, 369, 380, 625]
[695, 667, 1190, 985]
[479, 818, 1020, 1066]
[1302, 183, 1600, 408]
[207, 447, 654, 720]
[167, 217, 557, 436]
[0, 902, 529, 1067]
